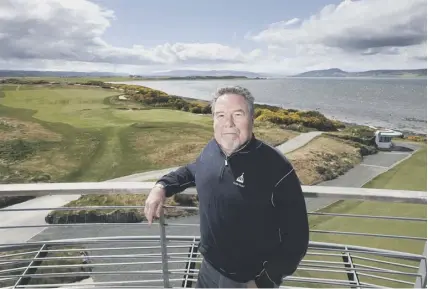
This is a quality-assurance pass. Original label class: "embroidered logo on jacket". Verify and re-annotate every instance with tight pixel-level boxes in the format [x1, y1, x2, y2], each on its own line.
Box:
[233, 173, 245, 187]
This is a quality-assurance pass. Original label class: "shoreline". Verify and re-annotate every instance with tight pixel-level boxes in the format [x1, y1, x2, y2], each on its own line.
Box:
[109, 80, 427, 136]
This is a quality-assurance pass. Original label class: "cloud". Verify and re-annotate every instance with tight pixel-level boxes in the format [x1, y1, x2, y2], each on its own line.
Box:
[0, 0, 260, 67]
[249, 0, 427, 72]
[0, 0, 425, 74]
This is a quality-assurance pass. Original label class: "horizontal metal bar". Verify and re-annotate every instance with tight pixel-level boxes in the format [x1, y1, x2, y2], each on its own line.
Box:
[311, 229, 427, 241]
[2, 269, 194, 280]
[0, 204, 199, 213]
[298, 263, 420, 277]
[0, 252, 197, 264]
[1, 236, 422, 261]
[310, 241, 424, 260]
[48, 244, 192, 252]
[352, 254, 420, 269]
[0, 222, 200, 230]
[309, 246, 422, 261]
[285, 276, 377, 288]
[349, 262, 421, 276]
[0, 182, 426, 204]
[12, 278, 187, 288]
[309, 212, 427, 222]
[357, 272, 416, 285]
[305, 251, 344, 258]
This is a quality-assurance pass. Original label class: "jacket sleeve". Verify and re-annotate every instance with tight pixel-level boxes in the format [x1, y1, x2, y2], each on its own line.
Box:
[155, 161, 197, 197]
[256, 160, 309, 287]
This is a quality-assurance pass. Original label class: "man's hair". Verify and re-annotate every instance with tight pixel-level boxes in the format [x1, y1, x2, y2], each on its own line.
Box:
[211, 86, 255, 117]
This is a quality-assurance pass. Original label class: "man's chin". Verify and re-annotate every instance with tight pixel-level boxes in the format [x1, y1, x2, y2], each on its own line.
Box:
[220, 142, 240, 154]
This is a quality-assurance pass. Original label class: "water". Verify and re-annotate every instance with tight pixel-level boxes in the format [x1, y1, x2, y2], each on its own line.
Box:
[115, 77, 427, 134]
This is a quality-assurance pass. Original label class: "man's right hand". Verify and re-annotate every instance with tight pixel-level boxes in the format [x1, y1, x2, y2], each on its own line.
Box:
[144, 184, 166, 225]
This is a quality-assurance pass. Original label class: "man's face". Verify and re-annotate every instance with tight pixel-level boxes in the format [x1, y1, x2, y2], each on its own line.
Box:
[212, 93, 253, 155]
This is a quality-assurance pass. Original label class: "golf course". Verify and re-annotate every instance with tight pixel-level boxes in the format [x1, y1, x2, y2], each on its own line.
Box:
[0, 79, 426, 288]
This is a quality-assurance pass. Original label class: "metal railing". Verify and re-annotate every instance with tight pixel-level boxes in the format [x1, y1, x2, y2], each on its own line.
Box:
[0, 182, 426, 288]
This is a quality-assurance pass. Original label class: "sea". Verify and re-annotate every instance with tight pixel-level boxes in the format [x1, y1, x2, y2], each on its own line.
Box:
[114, 77, 427, 134]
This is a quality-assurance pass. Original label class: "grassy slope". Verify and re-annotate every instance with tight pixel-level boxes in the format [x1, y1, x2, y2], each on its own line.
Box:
[288, 145, 427, 288]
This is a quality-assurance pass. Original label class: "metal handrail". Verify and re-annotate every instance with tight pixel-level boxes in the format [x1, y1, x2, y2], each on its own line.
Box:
[0, 182, 426, 204]
[0, 182, 426, 288]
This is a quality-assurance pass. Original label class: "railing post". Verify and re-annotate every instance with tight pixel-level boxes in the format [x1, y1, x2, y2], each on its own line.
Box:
[14, 244, 48, 288]
[182, 237, 198, 288]
[342, 246, 360, 289]
[415, 241, 427, 288]
[159, 210, 171, 288]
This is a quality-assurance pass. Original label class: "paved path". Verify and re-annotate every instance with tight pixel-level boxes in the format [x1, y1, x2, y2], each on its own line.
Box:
[276, 131, 323, 153]
[0, 131, 321, 245]
[305, 142, 420, 212]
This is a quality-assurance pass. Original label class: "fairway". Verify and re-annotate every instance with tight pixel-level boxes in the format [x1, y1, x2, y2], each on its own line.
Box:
[2, 87, 212, 129]
[364, 146, 427, 191]
[288, 144, 427, 288]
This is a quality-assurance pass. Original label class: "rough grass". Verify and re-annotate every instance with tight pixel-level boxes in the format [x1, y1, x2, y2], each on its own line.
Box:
[285, 136, 362, 185]
[287, 144, 427, 288]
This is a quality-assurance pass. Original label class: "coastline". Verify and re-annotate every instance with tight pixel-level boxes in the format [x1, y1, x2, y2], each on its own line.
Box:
[110, 80, 427, 136]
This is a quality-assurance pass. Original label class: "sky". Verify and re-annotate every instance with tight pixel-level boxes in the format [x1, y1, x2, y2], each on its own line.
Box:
[0, 0, 426, 75]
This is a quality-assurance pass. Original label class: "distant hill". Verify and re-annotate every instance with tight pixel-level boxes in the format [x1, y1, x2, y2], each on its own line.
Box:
[0, 70, 128, 78]
[144, 69, 267, 78]
[0, 69, 268, 79]
[293, 68, 427, 78]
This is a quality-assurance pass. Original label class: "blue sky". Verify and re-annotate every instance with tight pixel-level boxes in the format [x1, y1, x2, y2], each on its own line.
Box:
[98, 0, 342, 48]
[0, 0, 426, 75]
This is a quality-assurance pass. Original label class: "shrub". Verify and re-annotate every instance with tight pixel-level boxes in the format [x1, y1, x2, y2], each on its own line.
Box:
[406, 135, 427, 143]
[255, 108, 343, 131]
[0, 139, 39, 162]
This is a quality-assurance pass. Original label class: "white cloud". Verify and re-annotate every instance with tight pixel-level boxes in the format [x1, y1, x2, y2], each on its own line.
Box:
[0, 0, 426, 74]
[0, 0, 260, 69]
[248, 0, 427, 73]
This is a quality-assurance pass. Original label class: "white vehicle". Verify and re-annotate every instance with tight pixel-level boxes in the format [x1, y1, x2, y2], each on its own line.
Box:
[374, 129, 403, 149]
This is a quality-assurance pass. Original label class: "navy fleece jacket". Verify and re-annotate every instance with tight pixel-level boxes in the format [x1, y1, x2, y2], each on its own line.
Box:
[156, 135, 309, 287]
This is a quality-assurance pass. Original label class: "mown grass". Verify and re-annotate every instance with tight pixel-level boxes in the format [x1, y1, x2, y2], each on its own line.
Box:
[286, 144, 427, 288]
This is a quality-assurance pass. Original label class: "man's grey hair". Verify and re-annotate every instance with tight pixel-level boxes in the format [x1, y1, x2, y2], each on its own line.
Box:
[211, 85, 255, 116]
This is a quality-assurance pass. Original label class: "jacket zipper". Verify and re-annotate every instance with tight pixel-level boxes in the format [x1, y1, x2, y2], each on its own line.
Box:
[219, 140, 251, 180]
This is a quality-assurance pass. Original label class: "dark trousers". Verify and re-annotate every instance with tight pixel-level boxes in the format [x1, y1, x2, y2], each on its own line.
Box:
[196, 259, 248, 288]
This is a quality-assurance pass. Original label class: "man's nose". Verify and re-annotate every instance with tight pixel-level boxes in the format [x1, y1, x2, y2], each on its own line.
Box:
[223, 114, 235, 127]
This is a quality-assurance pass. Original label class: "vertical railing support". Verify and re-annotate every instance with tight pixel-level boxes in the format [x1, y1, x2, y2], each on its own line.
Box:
[182, 237, 198, 288]
[159, 210, 171, 288]
[342, 246, 360, 289]
[415, 242, 427, 288]
[14, 244, 48, 288]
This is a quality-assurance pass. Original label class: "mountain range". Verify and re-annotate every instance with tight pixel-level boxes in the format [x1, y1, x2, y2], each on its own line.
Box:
[292, 68, 427, 78]
[0, 68, 426, 79]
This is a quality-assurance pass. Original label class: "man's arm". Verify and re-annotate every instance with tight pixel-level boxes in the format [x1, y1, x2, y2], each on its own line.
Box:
[256, 161, 309, 287]
[156, 161, 197, 197]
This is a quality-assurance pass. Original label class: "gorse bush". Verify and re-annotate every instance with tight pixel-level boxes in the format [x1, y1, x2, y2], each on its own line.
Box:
[255, 108, 344, 131]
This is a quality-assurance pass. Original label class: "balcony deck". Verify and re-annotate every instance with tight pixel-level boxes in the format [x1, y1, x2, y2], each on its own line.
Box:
[0, 182, 426, 288]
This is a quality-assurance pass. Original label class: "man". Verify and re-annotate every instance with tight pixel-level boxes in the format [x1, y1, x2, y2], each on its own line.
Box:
[144, 86, 309, 288]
